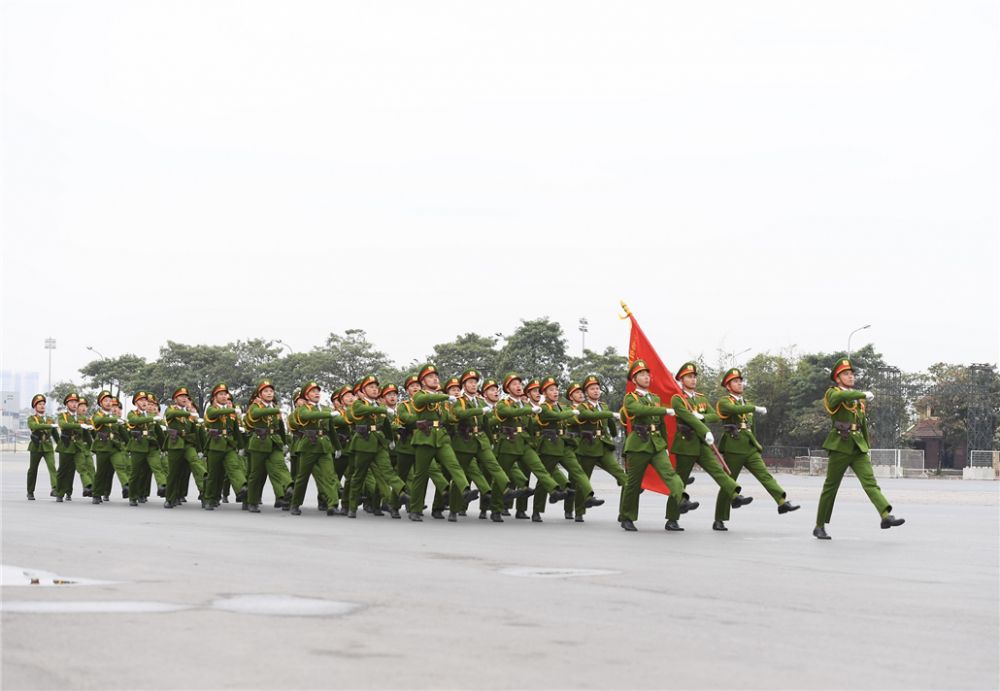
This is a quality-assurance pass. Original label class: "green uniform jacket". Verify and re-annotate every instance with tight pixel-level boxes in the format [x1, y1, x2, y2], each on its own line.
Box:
[493, 398, 536, 455]
[57, 411, 90, 453]
[204, 406, 242, 452]
[28, 414, 58, 452]
[448, 396, 489, 454]
[393, 401, 417, 453]
[821, 387, 871, 454]
[715, 395, 763, 454]
[291, 403, 335, 455]
[349, 398, 390, 452]
[669, 391, 718, 456]
[91, 411, 124, 453]
[622, 391, 671, 454]
[408, 391, 450, 448]
[164, 405, 200, 450]
[535, 402, 576, 456]
[245, 402, 287, 453]
[125, 411, 160, 453]
[575, 400, 617, 456]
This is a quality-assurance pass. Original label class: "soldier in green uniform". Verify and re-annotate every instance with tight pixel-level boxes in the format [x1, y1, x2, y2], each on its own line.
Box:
[347, 374, 408, 518]
[163, 387, 207, 508]
[532, 376, 604, 522]
[479, 377, 530, 518]
[403, 364, 477, 521]
[245, 380, 294, 513]
[202, 383, 249, 509]
[712, 368, 799, 530]
[286, 388, 305, 498]
[329, 385, 355, 514]
[26, 394, 59, 500]
[109, 397, 132, 499]
[513, 377, 555, 518]
[569, 376, 628, 522]
[391, 376, 451, 519]
[442, 375, 499, 521]
[90, 390, 128, 504]
[125, 391, 163, 506]
[55, 392, 88, 501]
[618, 360, 698, 531]
[144, 393, 169, 498]
[665, 362, 752, 531]
[491, 373, 569, 520]
[814, 358, 904, 539]
[289, 381, 341, 516]
[73, 396, 97, 497]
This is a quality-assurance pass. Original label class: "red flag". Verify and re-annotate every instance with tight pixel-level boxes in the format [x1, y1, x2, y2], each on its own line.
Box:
[622, 304, 681, 495]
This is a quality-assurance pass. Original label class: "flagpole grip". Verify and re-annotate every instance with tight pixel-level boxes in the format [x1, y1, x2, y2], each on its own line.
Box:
[619, 300, 632, 320]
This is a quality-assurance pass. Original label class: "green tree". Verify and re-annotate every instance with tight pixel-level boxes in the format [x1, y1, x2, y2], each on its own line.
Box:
[79, 354, 149, 399]
[740, 352, 796, 446]
[309, 329, 394, 390]
[429, 333, 499, 380]
[496, 318, 568, 381]
[49, 381, 93, 410]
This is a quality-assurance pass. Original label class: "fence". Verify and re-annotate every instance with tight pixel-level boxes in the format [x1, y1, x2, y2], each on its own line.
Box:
[966, 450, 1000, 480]
[791, 448, 925, 478]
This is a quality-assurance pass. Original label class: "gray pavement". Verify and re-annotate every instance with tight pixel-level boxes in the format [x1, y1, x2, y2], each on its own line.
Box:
[2, 452, 998, 690]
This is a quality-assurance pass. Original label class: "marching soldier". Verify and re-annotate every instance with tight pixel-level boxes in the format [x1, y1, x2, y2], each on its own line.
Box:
[144, 393, 169, 499]
[665, 362, 752, 531]
[570, 376, 628, 522]
[391, 376, 451, 519]
[712, 369, 799, 530]
[347, 375, 408, 518]
[125, 391, 163, 506]
[55, 392, 89, 501]
[109, 397, 132, 498]
[202, 384, 249, 509]
[90, 390, 128, 503]
[814, 358, 904, 539]
[73, 396, 97, 497]
[26, 394, 59, 500]
[533, 376, 603, 522]
[245, 380, 294, 513]
[163, 387, 207, 508]
[289, 381, 341, 516]
[618, 360, 697, 531]
[443, 375, 497, 521]
[491, 373, 569, 520]
[513, 377, 554, 518]
[403, 364, 478, 521]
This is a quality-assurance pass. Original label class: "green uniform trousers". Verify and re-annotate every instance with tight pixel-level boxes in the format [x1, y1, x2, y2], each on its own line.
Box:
[28, 450, 57, 494]
[247, 449, 293, 506]
[130, 450, 159, 500]
[206, 450, 246, 503]
[451, 451, 496, 512]
[534, 451, 592, 514]
[409, 444, 469, 514]
[93, 450, 129, 498]
[166, 447, 207, 504]
[817, 450, 891, 525]
[349, 449, 404, 512]
[715, 451, 786, 521]
[570, 451, 627, 517]
[75, 452, 95, 490]
[57, 452, 78, 497]
[149, 452, 168, 490]
[620, 450, 685, 523]
[667, 446, 741, 520]
[497, 449, 563, 513]
[291, 451, 340, 509]
[394, 452, 449, 511]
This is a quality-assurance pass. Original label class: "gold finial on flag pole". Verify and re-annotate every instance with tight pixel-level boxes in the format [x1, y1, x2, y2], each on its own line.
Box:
[619, 300, 632, 320]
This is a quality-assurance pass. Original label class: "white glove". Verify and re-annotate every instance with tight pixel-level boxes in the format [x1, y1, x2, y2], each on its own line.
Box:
[448, 395, 458, 404]
[238, 449, 246, 457]
[704, 431, 715, 445]
[153, 415, 164, 422]
[233, 407, 242, 415]
[693, 411, 705, 420]
[664, 408, 676, 416]
[81, 423, 94, 430]
[389, 441, 396, 450]
[283, 445, 289, 453]
[335, 450, 342, 459]
[531, 405, 542, 414]
[482, 405, 493, 414]
[755, 406, 767, 414]
[331, 410, 341, 417]
[864, 391, 875, 402]
[49, 423, 59, 428]
[571, 409, 580, 416]
[189, 413, 200, 421]
[612, 411, 622, 421]
[386, 407, 396, 417]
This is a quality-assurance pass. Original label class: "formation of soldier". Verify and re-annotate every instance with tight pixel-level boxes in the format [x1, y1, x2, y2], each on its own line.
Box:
[24, 358, 905, 539]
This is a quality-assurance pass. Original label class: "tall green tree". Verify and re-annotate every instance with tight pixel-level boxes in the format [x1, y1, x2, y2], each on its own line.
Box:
[568, 347, 628, 407]
[429, 333, 499, 380]
[79, 354, 149, 399]
[496, 318, 568, 380]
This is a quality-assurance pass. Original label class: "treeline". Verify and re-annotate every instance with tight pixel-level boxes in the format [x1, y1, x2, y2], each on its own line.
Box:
[49, 317, 998, 463]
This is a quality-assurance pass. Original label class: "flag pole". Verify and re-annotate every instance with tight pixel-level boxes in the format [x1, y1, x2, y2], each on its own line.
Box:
[619, 300, 632, 320]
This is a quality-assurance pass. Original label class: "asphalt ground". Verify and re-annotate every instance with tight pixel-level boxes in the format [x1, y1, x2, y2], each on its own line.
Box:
[2, 452, 998, 690]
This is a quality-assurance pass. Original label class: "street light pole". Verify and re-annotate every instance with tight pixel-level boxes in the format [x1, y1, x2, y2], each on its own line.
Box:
[44, 338, 56, 393]
[847, 324, 871, 359]
[274, 339, 295, 355]
[87, 346, 108, 392]
[578, 317, 589, 355]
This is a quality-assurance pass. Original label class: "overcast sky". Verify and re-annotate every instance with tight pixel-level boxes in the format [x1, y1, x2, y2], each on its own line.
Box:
[2, 0, 997, 391]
